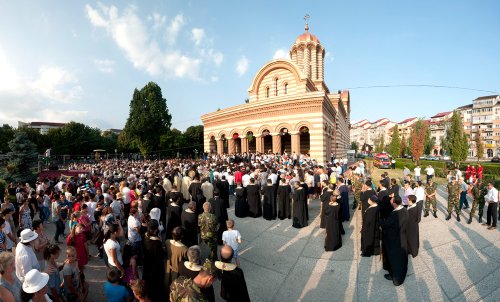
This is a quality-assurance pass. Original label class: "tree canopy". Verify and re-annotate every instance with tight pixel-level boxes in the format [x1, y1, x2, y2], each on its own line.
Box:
[388, 125, 401, 157]
[410, 119, 427, 164]
[3, 132, 38, 183]
[442, 111, 468, 164]
[122, 82, 172, 156]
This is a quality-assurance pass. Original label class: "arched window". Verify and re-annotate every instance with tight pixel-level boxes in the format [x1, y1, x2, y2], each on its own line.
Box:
[274, 78, 278, 96]
[266, 87, 270, 98]
[284, 83, 288, 94]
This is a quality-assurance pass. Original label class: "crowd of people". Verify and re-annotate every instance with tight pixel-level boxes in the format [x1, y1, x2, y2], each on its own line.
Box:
[0, 152, 498, 301]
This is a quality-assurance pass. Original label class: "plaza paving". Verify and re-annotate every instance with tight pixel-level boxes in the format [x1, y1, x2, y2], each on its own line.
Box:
[43, 186, 500, 302]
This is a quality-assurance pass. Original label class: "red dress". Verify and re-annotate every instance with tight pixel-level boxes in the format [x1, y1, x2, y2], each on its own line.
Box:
[67, 232, 88, 267]
[477, 166, 483, 179]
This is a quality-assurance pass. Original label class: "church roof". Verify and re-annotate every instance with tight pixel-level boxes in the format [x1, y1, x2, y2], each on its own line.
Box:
[295, 31, 320, 44]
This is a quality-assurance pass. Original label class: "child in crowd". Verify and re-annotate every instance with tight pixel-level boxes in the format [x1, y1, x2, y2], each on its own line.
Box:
[222, 219, 242, 266]
[51, 198, 59, 223]
[44, 244, 64, 302]
[66, 223, 89, 272]
[130, 279, 150, 302]
[104, 268, 131, 302]
[62, 246, 88, 302]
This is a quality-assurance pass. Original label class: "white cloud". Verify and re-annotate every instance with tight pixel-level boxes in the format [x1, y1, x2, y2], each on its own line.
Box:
[191, 28, 205, 46]
[94, 59, 115, 73]
[200, 48, 223, 66]
[236, 56, 249, 76]
[166, 14, 185, 45]
[210, 76, 219, 82]
[273, 48, 289, 60]
[325, 52, 334, 62]
[30, 66, 83, 103]
[149, 13, 166, 31]
[85, 4, 108, 27]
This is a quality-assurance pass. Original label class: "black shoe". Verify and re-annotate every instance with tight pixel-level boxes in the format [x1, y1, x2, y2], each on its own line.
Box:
[384, 274, 393, 281]
[467, 218, 472, 224]
[446, 214, 451, 220]
[457, 215, 461, 222]
[433, 211, 438, 218]
[424, 212, 429, 217]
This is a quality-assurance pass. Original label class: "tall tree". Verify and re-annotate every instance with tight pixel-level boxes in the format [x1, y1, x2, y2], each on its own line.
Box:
[123, 82, 172, 156]
[423, 125, 434, 155]
[183, 125, 204, 154]
[374, 134, 385, 153]
[0, 124, 15, 154]
[350, 141, 359, 153]
[443, 111, 468, 165]
[46, 122, 103, 155]
[3, 132, 38, 183]
[388, 125, 401, 157]
[475, 130, 484, 161]
[410, 120, 427, 164]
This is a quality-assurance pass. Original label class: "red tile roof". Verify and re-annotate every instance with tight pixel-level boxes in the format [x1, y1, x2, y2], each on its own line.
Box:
[398, 117, 417, 124]
[431, 112, 452, 118]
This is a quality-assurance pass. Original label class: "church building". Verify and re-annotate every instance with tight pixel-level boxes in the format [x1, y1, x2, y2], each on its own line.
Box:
[201, 22, 351, 163]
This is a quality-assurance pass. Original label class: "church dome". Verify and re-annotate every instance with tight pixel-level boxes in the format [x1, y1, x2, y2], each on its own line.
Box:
[295, 31, 320, 44]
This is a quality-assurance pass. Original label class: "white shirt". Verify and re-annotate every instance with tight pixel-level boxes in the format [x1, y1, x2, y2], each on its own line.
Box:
[104, 239, 123, 267]
[485, 187, 499, 203]
[242, 174, 251, 188]
[425, 167, 435, 176]
[15, 242, 40, 282]
[415, 187, 425, 201]
[222, 229, 241, 252]
[414, 167, 421, 176]
[268, 173, 278, 185]
[127, 215, 141, 243]
[122, 187, 131, 204]
[2, 222, 14, 249]
[110, 200, 122, 217]
[85, 201, 97, 222]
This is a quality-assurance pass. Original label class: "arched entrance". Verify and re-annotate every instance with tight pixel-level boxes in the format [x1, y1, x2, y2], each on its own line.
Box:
[247, 131, 256, 153]
[300, 126, 310, 154]
[209, 136, 217, 154]
[221, 134, 228, 154]
[280, 128, 291, 154]
[233, 133, 241, 153]
[262, 129, 272, 153]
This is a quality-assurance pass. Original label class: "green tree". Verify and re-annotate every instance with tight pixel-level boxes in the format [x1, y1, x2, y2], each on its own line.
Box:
[388, 125, 401, 157]
[443, 111, 468, 164]
[350, 141, 359, 153]
[17, 126, 49, 154]
[123, 82, 172, 156]
[183, 125, 204, 154]
[423, 125, 434, 155]
[3, 132, 38, 183]
[0, 124, 15, 154]
[160, 128, 184, 157]
[475, 130, 484, 161]
[47, 122, 103, 155]
[374, 134, 385, 153]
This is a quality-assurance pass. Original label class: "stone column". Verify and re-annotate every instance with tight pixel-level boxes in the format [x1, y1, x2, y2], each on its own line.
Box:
[241, 138, 248, 153]
[255, 134, 263, 153]
[290, 131, 300, 155]
[228, 138, 235, 154]
[272, 133, 281, 154]
[217, 139, 224, 155]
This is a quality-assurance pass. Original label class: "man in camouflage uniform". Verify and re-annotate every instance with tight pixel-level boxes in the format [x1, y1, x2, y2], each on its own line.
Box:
[198, 201, 219, 261]
[170, 259, 219, 302]
[446, 177, 461, 221]
[468, 180, 487, 224]
[424, 179, 438, 218]
[352, 174, 364, 210]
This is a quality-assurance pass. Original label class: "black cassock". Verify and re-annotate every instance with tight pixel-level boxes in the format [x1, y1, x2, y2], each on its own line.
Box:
[407, 205, 419, 258]
[361, 205, 381, 256]
[209, 197, 228, 245]
[416, 199, 423, 223]
[277, 184, 291, 220]
[188, 181, 203, 202]
[320, 189, 333, 228]
[181, 209, 198, 247]
[262, 185, 276, 220]
[292, 187, 308, 228]
[380, 206, 408, 286]
[339, 184, 350, 222]
[360, 189, 375, 214]
[218, 180, 230, 209]
[378, 195, 394, 220]
[300, 182, 309, 220]
[324, 203, 342, 251]
[246, 184, 261, 218]
[220, 267, 251, 302]
[165, 203, 182, 239]
[234, 187, 248, 218]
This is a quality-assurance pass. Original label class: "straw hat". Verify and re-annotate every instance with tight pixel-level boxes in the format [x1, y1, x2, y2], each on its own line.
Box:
[22, 269, 49, 293]
[20, 229, 38, 244]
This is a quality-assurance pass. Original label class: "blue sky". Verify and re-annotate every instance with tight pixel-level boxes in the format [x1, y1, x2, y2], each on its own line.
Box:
[1, 1, 499, 130]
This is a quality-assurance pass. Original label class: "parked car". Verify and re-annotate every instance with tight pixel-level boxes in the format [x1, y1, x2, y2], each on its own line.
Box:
[374, 153, 391, 169]
[491, 156, 500, 163]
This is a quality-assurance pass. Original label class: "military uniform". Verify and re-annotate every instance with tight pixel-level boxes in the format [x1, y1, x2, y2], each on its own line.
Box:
[170, 276, 208, 302]
[198, 212, 219, 260]
[468, 182, 487, 223]
[424, 182, 438, 217]
[446, 181, 461, 220]
[353, 178, 363, 210]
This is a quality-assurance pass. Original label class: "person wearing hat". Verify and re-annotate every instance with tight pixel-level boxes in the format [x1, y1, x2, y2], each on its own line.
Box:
[15, 229, 40, 283]
[20, 269, 50, 302]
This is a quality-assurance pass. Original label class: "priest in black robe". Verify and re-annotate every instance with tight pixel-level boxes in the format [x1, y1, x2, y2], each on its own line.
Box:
[300, 179, 309, 220]
[216, 245, 251, 302]
[380, 196, 409, 286]
[320, 183, 334, 228]
[181, 201, 198, 247]
[165, 197, 182, 239]
[338, 178, 350, 222]
[407, 195, 419, 258]
[361, 195, 380, 257]
[189, 175, 203, 202]
[324, 191, 342, 251]
[209, 189, 228, 245]
[277, 178, 291, 220]
[360, 180, 376, 214]
[234, 184, 247, 218]
[246, 178, 261, 218]
[292, 181, 308, 228]
[218, 175, 230, 209]
[262, 179, 276, 220]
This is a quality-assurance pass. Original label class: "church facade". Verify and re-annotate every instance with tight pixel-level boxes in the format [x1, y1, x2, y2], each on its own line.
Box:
[201, 24, 351, 163]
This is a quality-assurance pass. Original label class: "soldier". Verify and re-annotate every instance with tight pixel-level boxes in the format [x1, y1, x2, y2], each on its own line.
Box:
[170, 259, 219, 302]
[198, 201, 219, 261]
[446, 177, 461, 221]
[468, 180, 487, 224]
[424, 179, 438, 218]
[352, 174, 364, 210]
